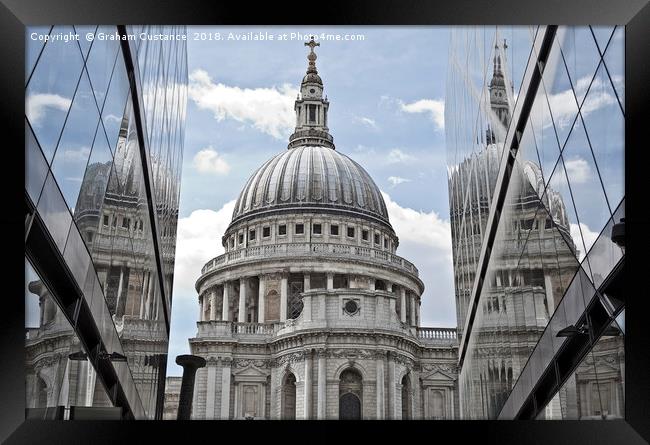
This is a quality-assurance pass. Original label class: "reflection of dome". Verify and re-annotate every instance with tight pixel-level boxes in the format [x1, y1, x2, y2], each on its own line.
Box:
[231, 145, 389, 226]
[522, 160, 570, 231]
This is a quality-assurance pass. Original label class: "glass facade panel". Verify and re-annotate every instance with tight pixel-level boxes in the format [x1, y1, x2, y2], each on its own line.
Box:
[26, 25, 84, 164]
[26, 120, 49, 204]
[73, 25, 96, 60]
[85, 25, 121, 111]
[556, 27, 601, 107]
[25, 258, 113, 418]
[589, 26, 615, 56]
[50, 71, 101, 211]
[446, 26, 538, 335]
[25, 26, 51, 84]
[540, 37, 579, 149]
[602, 26, 624, 113]
[25, 25, 188, 419]
[581, 63, 624, 211]
[560, 118, 612, 256]
[37, 172, 72, 253]
[101, 50, 130, 151]
[447, 26, 624, 420]
[539, 317, 624, 419]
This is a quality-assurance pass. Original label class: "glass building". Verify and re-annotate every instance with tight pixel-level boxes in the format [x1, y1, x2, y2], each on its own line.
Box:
[445, 26, 625, 419]
[24, 25, 188, 419]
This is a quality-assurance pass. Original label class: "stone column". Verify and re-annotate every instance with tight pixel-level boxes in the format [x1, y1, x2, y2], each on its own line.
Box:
[369, 277, 375, 291]
[304, 273, 311, 291]
[220, 358, 232, 419]
[317, 349, 327, 419]
[303, 274, 312, 322]
[209, 290, 217, 321]
[304, 350, 313, 419]
[115, 266, 124, 315]
[205, 359, 216, 418]
[410, 294, 416, 327]
[145, 271, 154, 319]
[376, 352, 386, 419]
[280, 275, 288, 322]
[222, 282, 230, 321]
[326, 273, 334, 290]
[198, 294, 204, 322]
[258, 276, 266, 323]
[388, 352, 396, 419]
[238, 277, 247, 323]
[412, 372, 420, 419]
[400, 288, 407, 323]
[450, 387, 456, 419]
[176, 355, 206, 420]
[139, 272, 148, 318]
[270, 369, 279, 419]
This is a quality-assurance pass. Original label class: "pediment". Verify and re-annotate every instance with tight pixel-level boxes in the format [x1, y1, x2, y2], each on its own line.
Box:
[232, 365, 269, 379]
[421, 370, 455, 382]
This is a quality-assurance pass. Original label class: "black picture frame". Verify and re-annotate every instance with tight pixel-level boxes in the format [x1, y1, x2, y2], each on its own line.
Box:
[2, 0, 648, 443]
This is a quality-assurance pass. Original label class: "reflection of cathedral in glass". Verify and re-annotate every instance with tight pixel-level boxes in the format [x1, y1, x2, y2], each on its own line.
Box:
[25, 25, 187, 419]
[446, 26, 625, 420]
[189, 39, 459, 420]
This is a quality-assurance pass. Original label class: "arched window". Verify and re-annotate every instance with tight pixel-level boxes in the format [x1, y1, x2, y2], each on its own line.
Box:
[339, 368, 362, 419]
[401, 374, 411, 419]
[282, 373, 296, 420]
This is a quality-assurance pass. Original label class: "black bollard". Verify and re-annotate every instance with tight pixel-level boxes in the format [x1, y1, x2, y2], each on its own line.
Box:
[176, 354, 206, 420]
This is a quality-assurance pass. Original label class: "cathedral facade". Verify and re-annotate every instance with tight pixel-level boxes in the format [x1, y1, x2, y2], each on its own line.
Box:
[189, 39, 459, 420]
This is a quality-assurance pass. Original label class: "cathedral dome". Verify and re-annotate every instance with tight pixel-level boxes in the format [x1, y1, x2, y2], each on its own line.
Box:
[229, 36, 390, 228]
[231, 145, 389, 225]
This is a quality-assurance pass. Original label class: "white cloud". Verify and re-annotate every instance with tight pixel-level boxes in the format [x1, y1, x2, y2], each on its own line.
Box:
[545, 76, 618, 131]
[382, 192, 456, 327]
[563, 157, 591, 184]
[60, 145, 91, 163]
[26, 93, 72, 125]
[580, 78, 618, 116]
[387, 148, 416, 164]
[357, 116, 378, 129]
[193, 146, 231, 175]
[167, 201, 236, 376]
[188, 69, 297, 139]
[400, 98, 445, 130]
[173, 202, 235, 299]
[570, 222, 599, 262]
[104, 114, 122, 123]
[387, 176, 411, 187]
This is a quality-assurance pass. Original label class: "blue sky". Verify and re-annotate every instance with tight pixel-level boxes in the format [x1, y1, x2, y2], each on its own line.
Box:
[167, 26, 457, 376]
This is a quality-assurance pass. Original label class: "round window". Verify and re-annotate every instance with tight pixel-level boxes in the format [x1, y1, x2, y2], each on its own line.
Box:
[344, 300, 358, 314]
[310, 88, 316, 93]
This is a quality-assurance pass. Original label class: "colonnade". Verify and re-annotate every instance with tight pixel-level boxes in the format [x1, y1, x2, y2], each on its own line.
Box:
[197, 272, 421, 326]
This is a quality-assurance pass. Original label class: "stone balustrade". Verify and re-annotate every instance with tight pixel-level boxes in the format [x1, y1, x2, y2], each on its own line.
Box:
[197, 320, 284, 338]
[195, 320, 457, 346]
[200, 242, 419, 277]
[417, 327, 458, 345]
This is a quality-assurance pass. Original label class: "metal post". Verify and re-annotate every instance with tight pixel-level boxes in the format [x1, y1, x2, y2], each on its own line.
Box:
[176, 355, 206, 420]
